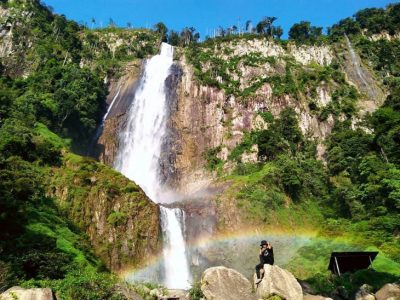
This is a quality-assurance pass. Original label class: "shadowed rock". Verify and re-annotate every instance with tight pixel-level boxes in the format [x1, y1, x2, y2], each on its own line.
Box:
[355, 284, 375, 300]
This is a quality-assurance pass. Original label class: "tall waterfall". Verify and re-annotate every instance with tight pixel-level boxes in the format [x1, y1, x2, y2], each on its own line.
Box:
[114, 43, 191, 289]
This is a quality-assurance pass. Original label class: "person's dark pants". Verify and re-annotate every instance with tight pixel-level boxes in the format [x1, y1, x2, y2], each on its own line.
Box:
[255, 263, 264, 279]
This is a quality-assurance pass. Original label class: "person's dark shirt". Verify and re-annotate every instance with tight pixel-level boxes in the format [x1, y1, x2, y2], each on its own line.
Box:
[259, 247, 274, 265]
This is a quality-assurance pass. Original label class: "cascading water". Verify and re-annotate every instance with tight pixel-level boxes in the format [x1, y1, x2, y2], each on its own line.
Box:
[160, 207, 191, 289]
[345, 34, 369, 88]
[114, 43, 191, 289]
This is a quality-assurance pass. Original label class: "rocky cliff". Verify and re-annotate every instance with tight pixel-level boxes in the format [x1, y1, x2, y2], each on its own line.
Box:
[95, 35, 389, 236]
[47, 152, 161, 272]
[169, 37, 385, 193]
[95, 60, 143, 165]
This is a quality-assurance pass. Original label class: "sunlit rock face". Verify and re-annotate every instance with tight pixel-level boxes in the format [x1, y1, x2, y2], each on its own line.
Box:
[169, 44, 337, 194]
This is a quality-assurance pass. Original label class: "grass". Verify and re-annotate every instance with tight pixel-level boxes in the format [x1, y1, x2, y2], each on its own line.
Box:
[35, 122, 71, 149]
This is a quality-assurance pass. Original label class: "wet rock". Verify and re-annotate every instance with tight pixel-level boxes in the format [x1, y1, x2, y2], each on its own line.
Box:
[1, 287, 54, 300]
[355, 284, 375, 300]
[375, 283, 400, 300]
[254, 264, 303, 300]
[201, 266, 255, 300]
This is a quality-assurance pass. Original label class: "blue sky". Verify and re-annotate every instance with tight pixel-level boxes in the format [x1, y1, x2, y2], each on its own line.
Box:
[43, 0, 398, 39]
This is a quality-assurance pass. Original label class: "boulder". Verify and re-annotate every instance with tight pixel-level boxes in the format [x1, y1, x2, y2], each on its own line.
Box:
[201, 266, 256, 300]
[0, 287, 54, 300]
[304, 295, 333, 300]
[254, 264, 303, 300]
[375, 283, 400, 300]
[149, 288, 188, 300]
[355, 284, 375, 300]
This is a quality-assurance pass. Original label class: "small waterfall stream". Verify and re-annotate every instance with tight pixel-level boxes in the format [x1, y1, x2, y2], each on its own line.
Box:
[114, 43, 191, 289]
[345, 34, 369, 88]
[344, 34, 379, 102]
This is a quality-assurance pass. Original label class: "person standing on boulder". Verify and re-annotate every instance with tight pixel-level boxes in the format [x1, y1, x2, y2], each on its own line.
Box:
[255, 240, 274, 284]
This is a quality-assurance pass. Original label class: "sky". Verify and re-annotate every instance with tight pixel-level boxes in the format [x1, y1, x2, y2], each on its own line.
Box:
[43, 0, 399, 39]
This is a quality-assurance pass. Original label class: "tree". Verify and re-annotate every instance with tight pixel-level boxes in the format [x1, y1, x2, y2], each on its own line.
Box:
[126, 21, 132, 29]
[180, 27, 199, 46]
[91, 17, 96, 29]
[289, 21, 323, 43]
[154, 22, 168, 42]
[168, 30, 180, 46]
[256, 16, 277, 37]
[108, 18, 116, 28]
[273, 26, 283, 39]
[245, 20, 252, 33]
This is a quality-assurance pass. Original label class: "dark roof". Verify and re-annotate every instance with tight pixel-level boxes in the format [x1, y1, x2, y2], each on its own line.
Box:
[328, 251, 378, 275]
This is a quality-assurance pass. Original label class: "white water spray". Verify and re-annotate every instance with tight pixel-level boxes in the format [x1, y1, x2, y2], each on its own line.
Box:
[114, 43, 191, 289]
[160, 207, 191, 289]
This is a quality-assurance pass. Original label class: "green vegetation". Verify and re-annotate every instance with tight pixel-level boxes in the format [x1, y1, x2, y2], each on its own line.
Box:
[204, 146, 223, 171]
[218, 84, 400, 292]
[188, 281, 204, 300]
[288, 21, 324, 44]
[0, 0, 161, 298]
[329, 3, 400, 38]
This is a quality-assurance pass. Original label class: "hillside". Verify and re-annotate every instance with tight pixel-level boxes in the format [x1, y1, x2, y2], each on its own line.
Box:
[0, 0, 162, 298]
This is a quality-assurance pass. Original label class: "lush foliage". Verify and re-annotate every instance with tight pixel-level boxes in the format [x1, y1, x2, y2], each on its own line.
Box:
[329, 3, 400, 38]
[0, 1, 159, 298]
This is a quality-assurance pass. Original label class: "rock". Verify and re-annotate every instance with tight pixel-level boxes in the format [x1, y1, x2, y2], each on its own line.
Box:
[150, 288, 167, 298]
[330, 286, 349, 300]
[375, 283, 400, 300]
[298, 280, 317, 295]
[201, 266, 256, 300]
[163, 289, 188, 300]
[254, 264, 303, 300]
[0, 286, 54, 300]
[304, 295, 333, 300]
[355, 284, 375, 300]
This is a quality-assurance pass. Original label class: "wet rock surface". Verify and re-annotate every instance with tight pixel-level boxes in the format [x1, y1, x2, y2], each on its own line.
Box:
[96, 61, 142, 165]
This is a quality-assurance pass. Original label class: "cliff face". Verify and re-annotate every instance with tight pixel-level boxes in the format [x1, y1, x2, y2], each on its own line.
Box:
[96, 60, 142, 165]
[169, 40, 340, 193]
[47, 152, 161, 272]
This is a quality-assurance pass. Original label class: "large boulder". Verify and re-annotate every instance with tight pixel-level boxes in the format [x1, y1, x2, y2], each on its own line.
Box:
[375, 283, 400, 300]
[0, 287, 54, 300]
[254, 264, 303, 300]
[355, 284, 375, 300]
[201, 266, 256, 300]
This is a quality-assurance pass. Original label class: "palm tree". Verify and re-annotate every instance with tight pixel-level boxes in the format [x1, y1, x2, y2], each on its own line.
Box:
[245, 20, 252, 33]
[91, 18, 96, 29]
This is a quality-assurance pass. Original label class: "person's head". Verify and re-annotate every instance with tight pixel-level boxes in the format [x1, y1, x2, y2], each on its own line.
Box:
[260, 240, 268, 248]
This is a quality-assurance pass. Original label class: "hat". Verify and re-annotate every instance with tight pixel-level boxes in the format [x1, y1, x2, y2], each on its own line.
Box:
[260, 240, 268, 246]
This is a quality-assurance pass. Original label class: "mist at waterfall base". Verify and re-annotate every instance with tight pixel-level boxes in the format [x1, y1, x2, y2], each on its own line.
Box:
[113, 43, 191, 289]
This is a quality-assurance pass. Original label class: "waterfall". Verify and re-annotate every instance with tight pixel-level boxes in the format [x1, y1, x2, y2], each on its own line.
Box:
[160, 207, 191, 289]
[114, 43, 191, 289]
[344, 34, 369, 89]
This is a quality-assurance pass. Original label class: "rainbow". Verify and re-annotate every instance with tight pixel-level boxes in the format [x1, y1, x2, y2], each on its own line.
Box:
[120, 227, 400, 284]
